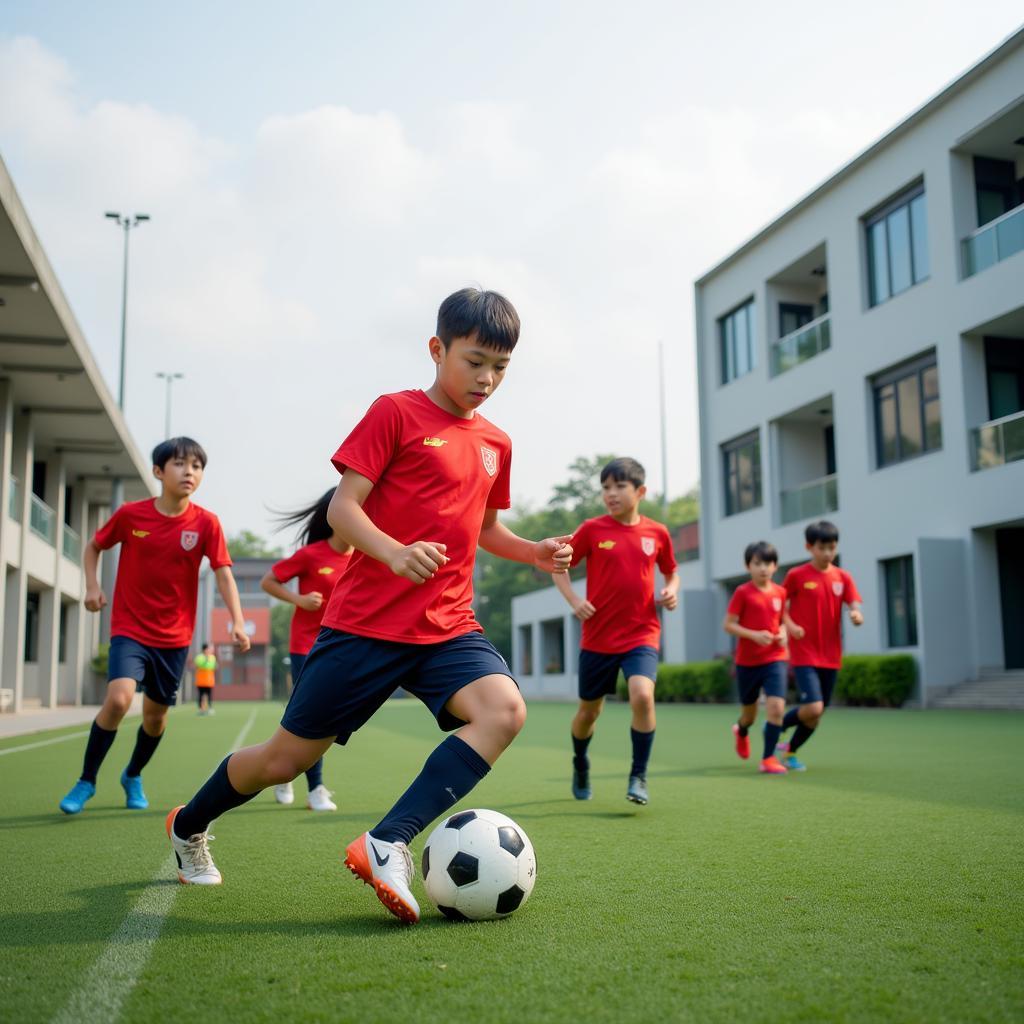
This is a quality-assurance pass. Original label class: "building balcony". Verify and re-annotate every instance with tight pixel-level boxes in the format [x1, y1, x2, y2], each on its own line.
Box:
[62, 525, 82, 563]
[971, 410, 1024, 471]
[780, 473, 838, 525]
[672, 520, 700, 563]
[29, 494, 56, 545]
[770, 314, 831, 377]
[962, 203, 1024, 277]
[8, 475, 21, 522]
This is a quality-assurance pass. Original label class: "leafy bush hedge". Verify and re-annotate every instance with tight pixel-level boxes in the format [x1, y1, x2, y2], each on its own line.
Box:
[90, 641, 109, 677]
[834, 654, 916, 707]
[616, 660, 732, 703]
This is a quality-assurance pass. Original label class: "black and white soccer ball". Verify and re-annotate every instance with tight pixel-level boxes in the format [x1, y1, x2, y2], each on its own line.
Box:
[421, 809, 536, 921]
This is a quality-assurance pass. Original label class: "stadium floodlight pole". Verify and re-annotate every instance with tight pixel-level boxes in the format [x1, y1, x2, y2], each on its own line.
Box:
[658, 339, 669, 518]
[105, 211, 150, 411]
[156, 371, 184, 440]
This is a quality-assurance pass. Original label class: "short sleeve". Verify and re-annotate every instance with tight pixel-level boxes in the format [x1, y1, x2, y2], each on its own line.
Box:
[204, 514, 232, 570]
[272, 548, 306, 584]
[569, 521, 591, 568]
[842, 570, 862, 605]
[93, 506, 126, 550]
[657, 525, 677, 575]
[331, 396, 402, 483]
[784, 569, 800, 599]
[726, 586, 746, 617]
[486, 447, 512, 510]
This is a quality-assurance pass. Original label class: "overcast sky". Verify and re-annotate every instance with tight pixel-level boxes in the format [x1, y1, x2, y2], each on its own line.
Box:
[1, 2, 1021, 540]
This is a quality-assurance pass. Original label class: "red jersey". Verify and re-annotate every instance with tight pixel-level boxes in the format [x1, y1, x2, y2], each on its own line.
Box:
[570, 515, 677, 654]
[322, 390, 512, 643]
[727, 581, 788, 666]
[272, 540, 352, 655]
[94, 499, 231, 649]
[783, 562, 862, 669]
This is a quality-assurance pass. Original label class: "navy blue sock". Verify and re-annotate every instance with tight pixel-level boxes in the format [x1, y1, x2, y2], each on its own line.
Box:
[305, 758, 324, 791]
[572, 733, 592, 770]
[173, 756, 258, 839]
[125, 725, 163, 777]
[630, 728, 654, 778]
[371, 735, 490, 846]
[763, 722, 782, 760]
[790, 723, 815, 753]
[782, 707, 802, 731]
[80, 721, 117, 785]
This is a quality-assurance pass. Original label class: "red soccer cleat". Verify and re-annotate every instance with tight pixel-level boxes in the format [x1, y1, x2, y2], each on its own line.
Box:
[732, 724, 750, 760]
[759, 756, 788, 775]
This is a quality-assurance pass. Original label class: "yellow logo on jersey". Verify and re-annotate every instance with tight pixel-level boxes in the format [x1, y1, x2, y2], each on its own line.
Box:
[317, 567, 335, 575]
[597, 540, 616, 550]
[132, 529, 150, 538]
[804, 581, 818, 589]
[423, 437, 447, 447]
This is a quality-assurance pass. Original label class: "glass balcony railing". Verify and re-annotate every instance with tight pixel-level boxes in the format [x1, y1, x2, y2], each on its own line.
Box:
[29, 494, 56, 545]
[770, 314, 831, 376]
[971, 410, 1024, 471]
[62, 525, 82, 563]
[962, 203, 1024, 277]
[8, 476, 21, 523]
[780, 474, 838, 525]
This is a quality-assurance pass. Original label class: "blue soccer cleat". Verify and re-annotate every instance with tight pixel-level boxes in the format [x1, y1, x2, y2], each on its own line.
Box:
[59, 780, 96, 815]
[121, 769, 149, 809]
[572, 765, 592, 801]
[626, 774, 649, 805]
[782, 754, 807, 772]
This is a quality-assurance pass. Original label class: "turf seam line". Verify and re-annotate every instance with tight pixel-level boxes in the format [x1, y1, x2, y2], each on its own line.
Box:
[0, 730, 90, 756]
[49, 707, 260, 1024]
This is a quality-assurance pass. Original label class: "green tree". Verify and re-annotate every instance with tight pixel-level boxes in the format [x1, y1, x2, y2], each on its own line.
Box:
[270, 601, 293, 698]
[227, 530, 282, 559]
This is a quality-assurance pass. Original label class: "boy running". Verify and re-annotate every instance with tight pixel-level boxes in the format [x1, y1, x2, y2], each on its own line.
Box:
[778, 520, 864, 771]
[724, 541, 788, 775]
[195, 644, 216, 715]
[166, 288, 572, 925]
[553, 457, 679, 806]
[59, 438, 250, 814]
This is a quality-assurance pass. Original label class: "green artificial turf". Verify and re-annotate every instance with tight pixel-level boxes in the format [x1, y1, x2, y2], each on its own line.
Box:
[1, 701, 1022, 1023]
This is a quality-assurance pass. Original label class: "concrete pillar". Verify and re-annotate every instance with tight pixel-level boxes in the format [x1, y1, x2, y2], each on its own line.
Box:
[0, 380, 13, 704]
[3, 411, 33, 711]
[65, 483, 90, 705]
[37, 454, 66, 707]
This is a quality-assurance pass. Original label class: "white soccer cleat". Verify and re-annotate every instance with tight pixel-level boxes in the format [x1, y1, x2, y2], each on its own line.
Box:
[344, 832, 420, 924]
[274, 781, 295, 805]
[166, 806, 222, 885]
[306, 785, 337, 812]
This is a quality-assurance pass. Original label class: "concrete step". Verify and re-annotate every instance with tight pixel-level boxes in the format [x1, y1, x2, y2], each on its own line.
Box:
[930, 675, 1024, 710]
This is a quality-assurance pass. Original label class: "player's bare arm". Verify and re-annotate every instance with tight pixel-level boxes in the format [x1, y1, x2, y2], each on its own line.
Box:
[553, 568, 596, 620]
[82, 538, 107, 612]
[723, 613, 774, 646]
[478, 509, 571, 573]
[849, 602, 865, 626]
[783, 604, 805, 639]
[656, 572, 680, 611]
[260, 571, 324, 611]
[214, 566, 252, 652]
[328, 473, 448, 585]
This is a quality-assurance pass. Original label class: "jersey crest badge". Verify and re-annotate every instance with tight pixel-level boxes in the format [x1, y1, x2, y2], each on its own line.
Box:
[317, 566, 335, 575]
[641, 537, 656, 556]
[772, 597, 782, 611]
[804, 581, 817, 589]
[480, 446, 497, 477]
[180, 530, 199, 551]
[131, 529, 150, 538]
[832, 581, 844, 596]
[423, 437, 447, 447]
[597, 540, 616, 550]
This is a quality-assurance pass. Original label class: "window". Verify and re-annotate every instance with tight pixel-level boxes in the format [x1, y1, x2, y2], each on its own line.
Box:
[779, 303, 813, 338]
[719, 300, 756, 384]
[722, 431, 762, 516]
[874, 354, 941, 467]
[25, 592, 40, 662]
[883, 556, 918, 647]
[541, 618, 564, 674]
[866, 185, 929, 306]
[517, 624, 533, 676]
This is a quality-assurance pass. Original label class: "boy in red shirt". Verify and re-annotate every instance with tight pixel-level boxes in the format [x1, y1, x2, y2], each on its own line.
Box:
[779, 520, 864, 771]
[553, 457, 679, 806]
[59, 438, 250, 815]
[723, 541, 788, 775]
[166, 289, 572, 924]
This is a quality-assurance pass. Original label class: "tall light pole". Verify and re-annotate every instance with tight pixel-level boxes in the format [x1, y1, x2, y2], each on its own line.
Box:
[156, 372, 184, 440]
[658, 339, 669, 518]
[105, 211, 150, 411]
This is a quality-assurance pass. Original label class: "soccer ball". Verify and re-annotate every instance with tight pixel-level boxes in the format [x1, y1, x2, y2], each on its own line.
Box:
[421, 809, 536, 921]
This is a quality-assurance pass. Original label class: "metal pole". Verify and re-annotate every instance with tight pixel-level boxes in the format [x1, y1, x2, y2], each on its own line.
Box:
[164, 375, 172, 438]
[658, 340, 669, 518]
[118, 219, 130, 410]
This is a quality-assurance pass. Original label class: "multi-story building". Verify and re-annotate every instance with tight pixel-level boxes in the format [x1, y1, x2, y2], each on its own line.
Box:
[512, 29, 1024, 704]
[0, 154, 153, 713]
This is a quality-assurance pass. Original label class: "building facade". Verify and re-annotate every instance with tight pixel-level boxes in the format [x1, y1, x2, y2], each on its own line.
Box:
[0, 154, 153, 713]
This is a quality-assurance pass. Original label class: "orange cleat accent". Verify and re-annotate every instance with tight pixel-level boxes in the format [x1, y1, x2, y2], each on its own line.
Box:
[166, 805, 189, 884]
[732, 724, 750, 760]
[344, 833, 418, 924]
[759, 756, 788, 775]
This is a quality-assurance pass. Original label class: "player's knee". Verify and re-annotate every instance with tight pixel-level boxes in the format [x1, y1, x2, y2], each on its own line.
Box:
[804, 702, 824, 724]
[631, 690, 655, 715]
[106, 691, 133, 718]
[577, 704, 601, 727]
[142, 714, 167, 736]
[489, 693, 526, 745]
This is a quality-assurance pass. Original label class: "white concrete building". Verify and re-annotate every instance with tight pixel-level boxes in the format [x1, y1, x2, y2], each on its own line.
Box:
[0, 154, 153, 713]
[513, 29, 1024, 704]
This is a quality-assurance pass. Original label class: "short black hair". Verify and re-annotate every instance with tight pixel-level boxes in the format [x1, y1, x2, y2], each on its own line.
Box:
[202, 642, 212, 651]
[744, 540, 778, 566]
[152, 436, 208, 470]
[806, 520, 839, 544]
[600, 457, 646, 488]
[437, 288, 520, 353]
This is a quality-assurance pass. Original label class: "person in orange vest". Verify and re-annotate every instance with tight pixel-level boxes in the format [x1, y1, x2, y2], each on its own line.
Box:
[195, 643, 217, 715]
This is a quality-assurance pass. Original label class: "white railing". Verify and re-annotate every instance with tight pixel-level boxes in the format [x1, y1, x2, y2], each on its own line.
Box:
[961, 203, 1024, 278]
[63, 525, 82, 562]
[7, 475, 21, 523]
[971, 409, 1024, 471]
[770, 314, 831, 377]
[780, 473, 838, 524]
[29, 494, 56, 545]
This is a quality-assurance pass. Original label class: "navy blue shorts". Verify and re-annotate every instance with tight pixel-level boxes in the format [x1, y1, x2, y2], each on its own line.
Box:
[289, 652, 308, 683]
[736, 661, 788, 705]
[794, 666, 838, 706]
[578, 645, 659, 701]
[108, 635, 188, 706]
[280, 628, 515, 745]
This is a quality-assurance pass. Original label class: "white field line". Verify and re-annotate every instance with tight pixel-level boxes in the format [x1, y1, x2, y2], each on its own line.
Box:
[0, 730, 89, 756]
[51, 707, 260, 1024]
